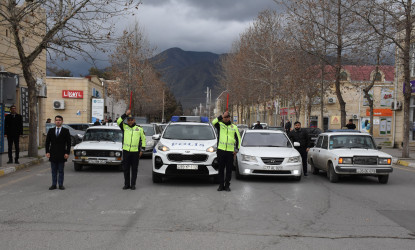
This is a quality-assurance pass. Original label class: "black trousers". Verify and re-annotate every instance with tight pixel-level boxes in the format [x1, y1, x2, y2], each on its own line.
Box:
[295, 147, 308, 175]
[217, 149, 234, 187]
[7, 135, 20, 161]
[122, 150, 140, 186]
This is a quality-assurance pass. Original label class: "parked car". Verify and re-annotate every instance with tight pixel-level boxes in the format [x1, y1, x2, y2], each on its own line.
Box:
[46, 124, 84, 146]
[152, 120, 218, 183]
[307, 132, 393, 184]
[67, 123, 91, 132]
[72, 126, 123, 171]
[139, 124, 163, 157]
[302, 127, 322, 147]
[235, 130, 302, 181]
[236, 124, 249, 135]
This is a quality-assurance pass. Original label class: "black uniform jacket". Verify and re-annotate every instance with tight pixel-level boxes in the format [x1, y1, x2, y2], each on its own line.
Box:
[288, 128, 310, 149]
[5, 113, 23, 137]
[45, 127, 71, 162]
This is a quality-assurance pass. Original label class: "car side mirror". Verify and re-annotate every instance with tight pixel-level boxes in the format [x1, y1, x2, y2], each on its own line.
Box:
[377, 145, 382, 150]
[152, 134, 161, 140]
[293, 142, 300, 147]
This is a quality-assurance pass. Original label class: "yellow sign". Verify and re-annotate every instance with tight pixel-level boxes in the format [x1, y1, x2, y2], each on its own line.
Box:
[331, 116, 340, 125]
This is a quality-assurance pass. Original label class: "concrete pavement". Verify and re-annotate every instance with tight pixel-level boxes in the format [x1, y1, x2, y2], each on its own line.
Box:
[0, 147, 47, 177]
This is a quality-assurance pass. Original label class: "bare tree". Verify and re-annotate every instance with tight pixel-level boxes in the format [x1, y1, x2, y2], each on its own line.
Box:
[0, 0, 141, 156]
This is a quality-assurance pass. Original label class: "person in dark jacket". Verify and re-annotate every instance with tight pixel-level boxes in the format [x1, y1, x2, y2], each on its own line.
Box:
[285, 120, 292, 134]
[94, 119, 101, 126]
[288, 121, 310, 176]
[253, 121, 263, 129]
[4, 105, 23, 164]
[45, 115, 72, 190]
[345, 119, 356, 130]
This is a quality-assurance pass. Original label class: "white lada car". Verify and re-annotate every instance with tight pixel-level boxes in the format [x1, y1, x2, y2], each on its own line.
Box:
[73, 126, 123, 171]
[307, 132, 393, 184]
[152, 120, 219, 183]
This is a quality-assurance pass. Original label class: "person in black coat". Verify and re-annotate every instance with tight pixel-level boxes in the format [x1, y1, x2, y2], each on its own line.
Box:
[4, 105, 23, 164]
[253, 121, 263, 129]
[45, 115, 71, 190]
[285, 120, 292, 134]
[288, 121, 311, 176]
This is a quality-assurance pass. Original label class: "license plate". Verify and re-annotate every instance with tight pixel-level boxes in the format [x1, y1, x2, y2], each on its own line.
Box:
[263, 165, 283, 171]
[89, 160, 107, 164]
[177, 165, 198, 170]
[356, 168, 376, 174]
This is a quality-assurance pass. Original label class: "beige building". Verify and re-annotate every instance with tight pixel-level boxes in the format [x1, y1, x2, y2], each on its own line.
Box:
[39, 76, 105, 136]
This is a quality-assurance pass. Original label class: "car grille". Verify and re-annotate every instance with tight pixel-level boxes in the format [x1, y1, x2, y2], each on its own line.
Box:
[261, 157, 284, 165]
[353, 156, 377, 165]
[84, 150, 112, 157]
[252, 170, 292, 175]
[165, 165, 209, 175]
[167, 154, 208, 162]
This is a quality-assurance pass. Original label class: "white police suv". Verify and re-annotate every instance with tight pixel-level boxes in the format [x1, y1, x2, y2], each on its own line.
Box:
[152, 116, 219, 183]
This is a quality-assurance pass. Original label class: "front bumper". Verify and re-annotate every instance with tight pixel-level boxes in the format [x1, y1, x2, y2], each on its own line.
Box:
[73, 157, 122, 166]
[335, 165, 393, 175]
[238, 161, 302, 176]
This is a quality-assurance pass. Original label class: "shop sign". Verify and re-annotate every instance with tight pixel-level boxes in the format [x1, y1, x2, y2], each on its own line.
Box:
[62, 90, 83, 99]
[366, 108, 392, 117]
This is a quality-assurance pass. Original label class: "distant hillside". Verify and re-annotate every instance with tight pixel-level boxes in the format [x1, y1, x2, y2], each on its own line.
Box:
[151, 48, 224, 109]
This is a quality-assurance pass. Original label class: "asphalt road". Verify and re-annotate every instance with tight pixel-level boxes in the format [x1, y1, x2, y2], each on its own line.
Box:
[1, 156, 415, 250]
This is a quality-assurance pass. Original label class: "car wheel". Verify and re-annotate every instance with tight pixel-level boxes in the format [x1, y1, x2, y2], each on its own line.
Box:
[74, 163, 83, 171]
[152, 171, 163, 183]
[327, 163, 339, 183]
[378, 175, 389, 184]
[310, 160, 319, 175]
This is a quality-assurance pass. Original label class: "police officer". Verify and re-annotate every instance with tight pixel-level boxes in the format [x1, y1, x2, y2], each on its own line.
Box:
[117, 109, 146, 190]
[288, 121, 310, 176]
[212, 111, 241, 192]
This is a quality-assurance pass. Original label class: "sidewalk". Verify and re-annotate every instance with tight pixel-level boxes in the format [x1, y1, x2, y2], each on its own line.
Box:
[0, 148, 47, 177]
[380, 147, 415, 168]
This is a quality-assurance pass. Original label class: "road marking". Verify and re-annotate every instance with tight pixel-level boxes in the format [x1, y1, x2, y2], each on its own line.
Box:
[100, 210, 136, 215]
[0, 167, 49, 189]
[394, 165, 415, 173]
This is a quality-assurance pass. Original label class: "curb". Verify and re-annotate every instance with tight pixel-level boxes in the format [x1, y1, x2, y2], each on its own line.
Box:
[0, 157, 48, 177]
[393, 157, 415, 168]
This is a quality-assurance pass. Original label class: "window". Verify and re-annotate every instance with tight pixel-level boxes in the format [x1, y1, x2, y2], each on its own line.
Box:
[374, 72, 382, 81]
[321, 136, 328, 149]
[339, 71, 348, 81]
[242, 133, 291, 147]
[315, 136, 323, 148]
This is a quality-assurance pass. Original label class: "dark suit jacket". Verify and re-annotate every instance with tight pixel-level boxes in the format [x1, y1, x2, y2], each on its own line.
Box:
[45, 127, 71, 162]
[5, 113, 23, 136]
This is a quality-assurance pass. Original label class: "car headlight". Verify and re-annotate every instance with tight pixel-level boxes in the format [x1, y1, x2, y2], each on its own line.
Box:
[378, 158, 391, 165]
[115, 151, 121, 157]
[77, 133, 84, 138]
[206, 146, 217, 152]
[338, 157, 352, 164]
[288, 156, 301, 163]
[109, 151, 115, 157]
[81, 151, 87, 156]
[158, 144, 170, 152]
[75, 151, 81, 156]
[241, 154, 257, 162]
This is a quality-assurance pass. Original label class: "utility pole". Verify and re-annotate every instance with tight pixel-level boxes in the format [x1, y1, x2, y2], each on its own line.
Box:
[162, 89, 165, 123]
[206, 87, 209, 117]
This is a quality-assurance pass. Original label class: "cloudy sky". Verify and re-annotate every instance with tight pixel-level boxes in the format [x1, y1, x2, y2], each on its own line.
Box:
[59, 0, 282, 76]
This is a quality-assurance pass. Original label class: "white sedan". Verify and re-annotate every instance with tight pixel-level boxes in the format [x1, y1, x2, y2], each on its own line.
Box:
[235, 130, 303, 181]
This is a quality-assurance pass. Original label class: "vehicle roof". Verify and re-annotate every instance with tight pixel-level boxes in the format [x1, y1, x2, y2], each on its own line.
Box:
[320, 132, 369, 136]
[245, 129, 284, 134]
[86, 126, 120, 130]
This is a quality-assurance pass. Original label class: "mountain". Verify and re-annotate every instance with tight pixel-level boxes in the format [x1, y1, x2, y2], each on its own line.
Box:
[151, 47, 224, 109]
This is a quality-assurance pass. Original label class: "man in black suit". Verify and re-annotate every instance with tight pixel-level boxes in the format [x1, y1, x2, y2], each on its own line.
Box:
[45, 115, 71, 190]
[4, 105, 23, 164]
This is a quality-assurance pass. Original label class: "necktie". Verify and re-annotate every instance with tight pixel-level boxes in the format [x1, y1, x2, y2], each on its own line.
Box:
[56, 128, 60, 136]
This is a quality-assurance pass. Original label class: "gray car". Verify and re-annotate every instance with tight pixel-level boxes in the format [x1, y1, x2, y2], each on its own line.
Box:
[139, 124, 163, 157]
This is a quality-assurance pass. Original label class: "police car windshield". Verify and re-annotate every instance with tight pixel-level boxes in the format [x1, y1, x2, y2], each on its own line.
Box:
[84, 129, 123, 142]
[163, 124, 215, 140]
[140, 125, 155, 136]
[242, 133, 291, 147]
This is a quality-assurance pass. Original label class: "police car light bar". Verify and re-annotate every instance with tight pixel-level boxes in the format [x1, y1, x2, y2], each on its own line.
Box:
[170, 116, 209, 123]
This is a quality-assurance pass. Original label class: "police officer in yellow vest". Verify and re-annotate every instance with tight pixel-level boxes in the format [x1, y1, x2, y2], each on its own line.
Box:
[117, 109, 146, 190]
[212, 111, 241, 192]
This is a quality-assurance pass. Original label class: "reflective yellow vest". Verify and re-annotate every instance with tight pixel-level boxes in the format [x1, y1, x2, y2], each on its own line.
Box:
[212, 117, 241, 152]
[117, 116, 146, 152]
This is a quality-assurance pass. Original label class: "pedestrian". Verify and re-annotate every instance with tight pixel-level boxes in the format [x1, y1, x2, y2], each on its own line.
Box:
[285, 120, 292, 134]
[253, 121, 263, 129]
[108, 117, 113, 123]
[45, 115, 71, 190]
[94, 119, 101, 126]
[117, 109, 146, 190]
[212, 111, 241, 192]
[345, 119, 356, 130]
[46, 118, 51, 123]
[288, 121, 311, 176]
[4, 105, 23, 164]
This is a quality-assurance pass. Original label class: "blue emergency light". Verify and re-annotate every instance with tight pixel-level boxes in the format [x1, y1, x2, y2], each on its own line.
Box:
[170, 116, 210, 123]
